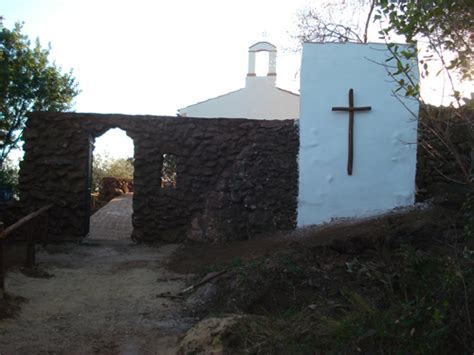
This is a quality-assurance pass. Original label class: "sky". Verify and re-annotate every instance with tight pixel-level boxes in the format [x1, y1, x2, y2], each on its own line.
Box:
[3, 0, 472, 160]
[3, 0, 312, 159]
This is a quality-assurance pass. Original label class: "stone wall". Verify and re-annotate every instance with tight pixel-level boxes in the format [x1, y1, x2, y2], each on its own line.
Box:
[19, 113, 298, 242]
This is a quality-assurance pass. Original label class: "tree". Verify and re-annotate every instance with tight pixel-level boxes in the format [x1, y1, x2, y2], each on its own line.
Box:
[376, 0, 473, 101]
[92, 153, 134, 192]
[293, 1, 472, 94]
[374, 1, 473, 182]
[161, 154, 177, 187]
[375, 0, 473, 234]
[293, 0, 376, 45]
[0, 19, 79, 167]
[0, 156, 19, 197]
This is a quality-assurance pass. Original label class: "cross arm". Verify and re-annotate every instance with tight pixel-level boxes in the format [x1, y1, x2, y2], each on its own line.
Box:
[332, 106, 372, 112]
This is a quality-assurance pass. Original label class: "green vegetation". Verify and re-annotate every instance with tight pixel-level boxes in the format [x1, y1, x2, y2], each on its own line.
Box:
[161, 153, 177, 186]
[92, 153, 134, 192]
[0, 158, 18, 186]
[221, 239, 474, 353]
[0, 19, 79, 168]
[376, 2, 473, 232]
[377, 0, 473, 87]
[325, 245, 473, 353]
[0, 157, 19, 199]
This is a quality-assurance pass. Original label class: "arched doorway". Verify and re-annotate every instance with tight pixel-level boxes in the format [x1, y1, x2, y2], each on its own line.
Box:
[85, 127, 135, 241]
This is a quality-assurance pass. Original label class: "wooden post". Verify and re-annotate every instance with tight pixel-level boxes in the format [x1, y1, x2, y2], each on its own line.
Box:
[25, 221, 35, 269]
[0, 222, 5, 299]
[43, 209, 49, 241]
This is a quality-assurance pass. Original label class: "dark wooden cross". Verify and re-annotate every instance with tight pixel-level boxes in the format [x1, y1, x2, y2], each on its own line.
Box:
[332, 88, 372, 176]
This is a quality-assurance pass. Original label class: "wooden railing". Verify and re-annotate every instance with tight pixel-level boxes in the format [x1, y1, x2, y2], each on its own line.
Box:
[0, 204, 53, 298]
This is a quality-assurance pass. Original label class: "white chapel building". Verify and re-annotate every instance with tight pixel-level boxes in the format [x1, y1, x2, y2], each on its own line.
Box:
[178, 42, 300, 120]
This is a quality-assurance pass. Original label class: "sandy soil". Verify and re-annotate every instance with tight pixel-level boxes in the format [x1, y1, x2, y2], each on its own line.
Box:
[0, 239, 195, 354]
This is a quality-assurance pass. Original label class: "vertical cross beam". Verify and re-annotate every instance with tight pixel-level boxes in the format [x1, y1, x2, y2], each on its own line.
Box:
[332, 88, 372, 175]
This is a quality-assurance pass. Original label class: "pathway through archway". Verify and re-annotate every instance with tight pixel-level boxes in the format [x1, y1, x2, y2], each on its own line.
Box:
[88, 193, 133, 240]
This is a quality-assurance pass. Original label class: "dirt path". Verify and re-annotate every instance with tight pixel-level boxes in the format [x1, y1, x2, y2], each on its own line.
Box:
[0, 240, 194, 354]
[0, 196, 195, 354]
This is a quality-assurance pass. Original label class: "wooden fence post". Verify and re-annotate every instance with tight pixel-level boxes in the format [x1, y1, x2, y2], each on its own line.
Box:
[43, 209, 49, 241]
[25, 221, 35, 269]
[0, 222, 5, 299]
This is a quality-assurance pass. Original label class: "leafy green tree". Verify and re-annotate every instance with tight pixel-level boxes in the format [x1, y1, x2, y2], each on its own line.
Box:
[92, 153, 134, 192]
[375, 1, 473, 184]
[0, 19, 79, 167]
[0, 157, 19, 199]
[376, 0, 473, 101]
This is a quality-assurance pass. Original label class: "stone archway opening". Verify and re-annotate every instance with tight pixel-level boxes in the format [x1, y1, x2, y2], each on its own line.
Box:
[86, 127, 135, 241]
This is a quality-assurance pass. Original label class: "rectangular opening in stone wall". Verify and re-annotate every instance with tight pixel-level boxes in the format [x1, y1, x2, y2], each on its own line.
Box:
[161, 154, 177, 189]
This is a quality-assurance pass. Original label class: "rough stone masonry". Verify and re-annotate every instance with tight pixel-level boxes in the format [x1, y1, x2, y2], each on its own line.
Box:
[19, 113, 299, 242]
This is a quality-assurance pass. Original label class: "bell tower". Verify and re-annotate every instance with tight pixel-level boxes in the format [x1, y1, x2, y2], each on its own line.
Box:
[246, 41, 277, 87]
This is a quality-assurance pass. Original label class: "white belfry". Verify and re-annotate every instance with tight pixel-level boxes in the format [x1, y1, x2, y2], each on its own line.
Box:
[297, 43, 420, 226]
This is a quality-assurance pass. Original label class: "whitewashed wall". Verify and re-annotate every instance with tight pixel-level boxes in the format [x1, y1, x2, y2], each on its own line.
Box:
[178, 76, 299, 119]
[298, 43, 419, 227]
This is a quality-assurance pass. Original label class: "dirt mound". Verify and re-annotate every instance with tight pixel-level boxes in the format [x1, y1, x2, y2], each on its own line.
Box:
[168, 203, 446, 276]
[172, 203, 473, 353]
